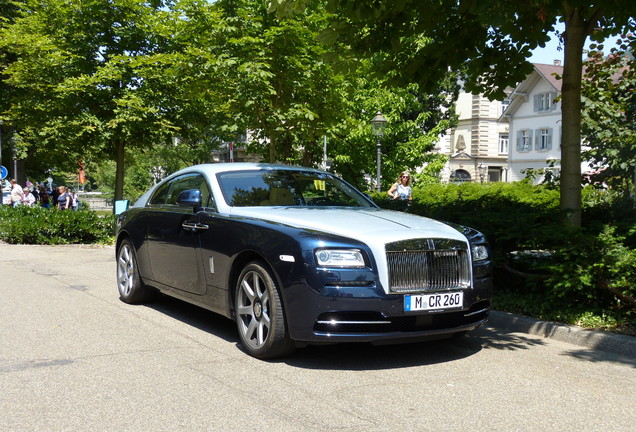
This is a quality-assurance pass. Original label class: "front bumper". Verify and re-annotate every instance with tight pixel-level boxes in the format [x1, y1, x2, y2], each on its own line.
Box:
[284, 273, 493, 343]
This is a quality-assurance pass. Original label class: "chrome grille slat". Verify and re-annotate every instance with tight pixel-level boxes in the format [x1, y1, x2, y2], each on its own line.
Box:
[387, 241, 471, 293]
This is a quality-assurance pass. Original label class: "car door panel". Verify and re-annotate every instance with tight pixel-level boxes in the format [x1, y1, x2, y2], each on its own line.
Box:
[146, 208, 206, 295]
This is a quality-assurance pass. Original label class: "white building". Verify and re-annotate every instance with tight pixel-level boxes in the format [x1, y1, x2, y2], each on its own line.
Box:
[500, 62, 563, 181]
[438, 89, 511, 183]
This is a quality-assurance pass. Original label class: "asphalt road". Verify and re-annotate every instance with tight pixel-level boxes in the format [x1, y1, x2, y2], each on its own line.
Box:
[1, 244, 634, 432]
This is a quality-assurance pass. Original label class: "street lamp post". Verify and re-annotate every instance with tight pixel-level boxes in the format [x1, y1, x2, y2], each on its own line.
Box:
[12, 145, 18, 180]
[478, 162, 488, 184]
[370, 111, 387, 192]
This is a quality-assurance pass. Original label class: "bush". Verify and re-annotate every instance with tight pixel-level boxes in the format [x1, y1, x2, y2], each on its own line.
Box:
[373, 183, 636, 333]
[0, 205, 115, 245]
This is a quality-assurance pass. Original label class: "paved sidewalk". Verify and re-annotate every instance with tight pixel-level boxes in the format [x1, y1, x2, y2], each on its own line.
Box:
[489, 310, 636, 359]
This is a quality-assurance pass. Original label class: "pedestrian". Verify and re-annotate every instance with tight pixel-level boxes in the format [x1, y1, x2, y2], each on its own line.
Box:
[56, 186, 71, 210]
[22, 187, 36, 207]
[39, 188, 51, 209]
[31, 186, 40, 204]
[387, 171, 412, 202]
[9, 179, 24, 207]
[70, 190, 79, 211]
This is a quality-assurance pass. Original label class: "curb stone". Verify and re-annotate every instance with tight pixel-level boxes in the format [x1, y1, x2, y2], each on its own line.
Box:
[489, 310, 636, 358]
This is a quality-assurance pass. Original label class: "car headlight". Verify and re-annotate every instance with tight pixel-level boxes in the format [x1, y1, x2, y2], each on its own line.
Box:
[471, 245, 489, 261]
[315, 249, 365, 267]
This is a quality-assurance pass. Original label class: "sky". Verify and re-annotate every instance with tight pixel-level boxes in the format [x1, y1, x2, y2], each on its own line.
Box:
[529, 31, 566, 65]
[529, 23, 621, 65]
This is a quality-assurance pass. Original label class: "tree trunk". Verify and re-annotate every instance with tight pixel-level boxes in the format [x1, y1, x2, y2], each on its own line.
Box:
[301, 141, 315, 167]
[633, 164, 636, 208]
[269, 133, 276, 163]
[114, 139, 125, 201]
[560, 7, 587, 228]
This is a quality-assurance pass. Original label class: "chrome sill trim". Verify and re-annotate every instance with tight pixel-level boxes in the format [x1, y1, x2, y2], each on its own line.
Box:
[317, 320, 392, 325]
[464, 307, 490, 317]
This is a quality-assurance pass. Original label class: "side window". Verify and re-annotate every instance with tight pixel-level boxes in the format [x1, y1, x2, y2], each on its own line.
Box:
[148, 181, 170, 205]
[166, 173, 205, 206]
[149, 173, 211, 208]
[198, 176, 213, 208]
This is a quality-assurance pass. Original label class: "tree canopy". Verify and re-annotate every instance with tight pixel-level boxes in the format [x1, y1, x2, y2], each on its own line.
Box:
[582, 33, 636, 194]
[0, 0, 196, 199]
[282, 0, 636, 226]
[0, 0, 457, 197]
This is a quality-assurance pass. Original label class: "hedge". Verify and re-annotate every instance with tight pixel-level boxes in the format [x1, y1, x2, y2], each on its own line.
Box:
[0, 205, 115, 245]
[373, 182, 636, 332]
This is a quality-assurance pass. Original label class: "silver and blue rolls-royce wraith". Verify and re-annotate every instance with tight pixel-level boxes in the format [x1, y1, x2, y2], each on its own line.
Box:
[116, 163, 493, 358]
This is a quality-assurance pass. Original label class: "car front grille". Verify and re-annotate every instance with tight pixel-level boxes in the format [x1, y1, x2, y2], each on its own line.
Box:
[386, 239, 471, 293]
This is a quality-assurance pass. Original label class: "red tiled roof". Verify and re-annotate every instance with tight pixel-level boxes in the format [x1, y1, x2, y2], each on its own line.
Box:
[533, 63, 564, 91]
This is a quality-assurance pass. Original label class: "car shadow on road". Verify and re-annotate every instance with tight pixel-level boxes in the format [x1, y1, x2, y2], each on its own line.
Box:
[142, 295, 553, 370]
[145, 293, 239, 343]
[282, 338, 482, 370]
[282, 326, 549, 371]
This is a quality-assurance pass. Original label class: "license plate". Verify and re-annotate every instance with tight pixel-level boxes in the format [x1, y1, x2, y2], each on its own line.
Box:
[404, 292, 463, 312]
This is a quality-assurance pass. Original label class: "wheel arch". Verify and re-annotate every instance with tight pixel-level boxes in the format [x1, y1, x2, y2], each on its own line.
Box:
[228, 251, 285, 319]
[115, 230, 131, 253]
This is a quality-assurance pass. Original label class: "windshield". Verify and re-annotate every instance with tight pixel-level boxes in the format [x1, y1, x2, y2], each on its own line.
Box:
[217, 169, 375, 208]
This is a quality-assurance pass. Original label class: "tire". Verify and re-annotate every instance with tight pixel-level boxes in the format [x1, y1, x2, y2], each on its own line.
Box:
[235, 261, 295, 359]
[116, 239, 150, 304]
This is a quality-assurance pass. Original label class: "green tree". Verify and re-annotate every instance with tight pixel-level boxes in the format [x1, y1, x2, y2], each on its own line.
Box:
[0, 0, 202, 200]
[581, 33, 636, 195]
[327, 62, 457, 191]
[0, 0, 22, 172]
[204, 0, 347, 165]
[202, 0, 457, 190]
[279, 0, 636, 226]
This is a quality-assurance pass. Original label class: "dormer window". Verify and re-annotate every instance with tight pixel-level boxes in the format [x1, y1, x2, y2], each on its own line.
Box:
[534, 92, 557, 112]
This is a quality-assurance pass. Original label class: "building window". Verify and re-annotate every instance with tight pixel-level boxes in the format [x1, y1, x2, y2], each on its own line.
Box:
[500, 99, 511, 116]
[535, 128, 553, 151]
[499, 134, 509, 154]
[450, 169, 471, 183]
[534, 92, 557, 112]
[488, 167, 501, 182]
[516, 129, 532, 152]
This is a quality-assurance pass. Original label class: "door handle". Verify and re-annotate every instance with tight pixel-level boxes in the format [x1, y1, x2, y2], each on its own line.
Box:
[181, 221, 209, 231]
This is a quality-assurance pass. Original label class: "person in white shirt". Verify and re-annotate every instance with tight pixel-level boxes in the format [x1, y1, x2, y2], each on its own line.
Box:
[71, 190, 79, 210]
[22, 188, 36, 206]
[10, 179, 24, 207]
[388, 171, 412, 202]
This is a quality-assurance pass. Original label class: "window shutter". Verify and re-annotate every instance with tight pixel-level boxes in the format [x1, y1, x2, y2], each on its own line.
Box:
[516, 131, 523, 151]
[533, 94, 540, 112]
[547, 128, 553, 150]
[550, 93, 558, 111]
[534, 129, 540, 150]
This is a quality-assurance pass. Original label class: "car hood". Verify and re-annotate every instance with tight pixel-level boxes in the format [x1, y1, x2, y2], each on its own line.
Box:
[230, 207, 467, 245]
[229, 207, 471, 293]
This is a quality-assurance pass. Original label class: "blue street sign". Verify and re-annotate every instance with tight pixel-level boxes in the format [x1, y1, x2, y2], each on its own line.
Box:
[0, 165, 7, 180]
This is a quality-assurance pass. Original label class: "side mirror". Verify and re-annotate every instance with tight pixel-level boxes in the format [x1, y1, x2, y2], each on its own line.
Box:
[114, 199, 129, 215]
[176, 189, 203, 211]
